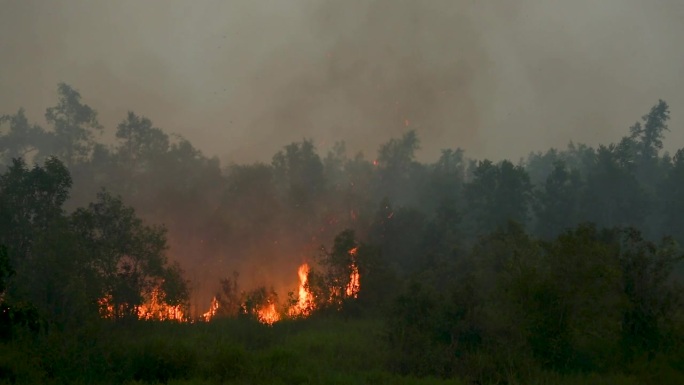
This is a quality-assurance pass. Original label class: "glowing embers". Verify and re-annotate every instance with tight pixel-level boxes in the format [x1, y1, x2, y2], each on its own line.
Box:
[98, 295, 115, 318]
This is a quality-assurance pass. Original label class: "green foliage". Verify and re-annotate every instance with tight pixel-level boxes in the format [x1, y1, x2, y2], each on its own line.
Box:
[44, 83, 102, 165]
[3, 85, 684, 384]
[464, 160, 532, 236]
[533, 160, 583, 239]
[660, 149, 684, 243]
[618, 229, 683, 357]
[581, 145, 648, 229]
[368, 200, 428, 274]
[386, 223, 684, 381]
[129, 339, 198, 383]
[0, 109, 47, 166]
[207, 344, 250, 382]
[0, 341, 46, 384]
[71, 191, 186, 320]
[272, 139, 325, 209]
[0, 246, 12, 296]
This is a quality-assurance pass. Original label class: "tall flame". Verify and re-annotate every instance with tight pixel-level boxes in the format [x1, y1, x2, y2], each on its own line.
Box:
[346, 247, 360, 298]
[289, 263, 315, 317]
[202, 296, 219, 322]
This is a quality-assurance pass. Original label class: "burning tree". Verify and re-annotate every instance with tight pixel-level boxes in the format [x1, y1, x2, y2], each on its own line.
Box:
[214, 272, 242, 318]
[71, 191, 189, 321]
[308, 229, 363, 310]
[288, 263, 315, 317]
[202, 272, 282, 325]
[241, 286, 280, 325]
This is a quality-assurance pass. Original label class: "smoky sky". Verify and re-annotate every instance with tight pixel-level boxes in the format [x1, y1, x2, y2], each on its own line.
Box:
[1, 0, 684, 164]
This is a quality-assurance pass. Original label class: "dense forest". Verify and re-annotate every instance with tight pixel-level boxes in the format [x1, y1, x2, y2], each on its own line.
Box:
[1, 84, 683, 384]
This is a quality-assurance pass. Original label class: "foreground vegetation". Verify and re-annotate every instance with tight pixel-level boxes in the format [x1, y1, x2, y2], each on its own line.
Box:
[0, 316, 681, 385]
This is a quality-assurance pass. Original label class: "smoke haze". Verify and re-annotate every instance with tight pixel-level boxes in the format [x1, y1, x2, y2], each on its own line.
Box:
[2, 0, 683, 164]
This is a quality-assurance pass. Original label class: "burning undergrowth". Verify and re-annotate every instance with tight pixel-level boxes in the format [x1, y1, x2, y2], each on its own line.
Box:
[99, 230, 364, 325]
[202, 231, 362, 325]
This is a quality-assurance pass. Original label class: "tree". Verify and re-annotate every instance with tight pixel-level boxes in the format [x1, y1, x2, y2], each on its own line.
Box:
[0, 158, 98, 324]
[367, 199, 427, 274]
[661, 149, 684, 243]
[272, 139, 325, 210]
[526, 148, 560, 187]
[375, 130, 423, 205]
[581, 145, 647, 229]
[539, 224, 625, 369]
[309, 229, 359, 309]
[464, 160, 532, 236]
[44, 83, 102, 166]
[533, 160, 583, 239]
[0, 109, 47, 166]
[70, 191, 186, 320]
[0, 157, 72, 268]
[629, 100, 670, 165]
[422, 148, 466, 214]
[618, 228, 683, 358]
[0, 245, 12, 297]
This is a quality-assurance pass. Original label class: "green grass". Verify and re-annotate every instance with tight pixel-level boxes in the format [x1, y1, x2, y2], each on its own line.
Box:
[0, 316, 682, 384]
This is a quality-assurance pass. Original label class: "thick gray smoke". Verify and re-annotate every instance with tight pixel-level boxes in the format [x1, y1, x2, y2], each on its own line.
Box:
[2, 0, 683, 163]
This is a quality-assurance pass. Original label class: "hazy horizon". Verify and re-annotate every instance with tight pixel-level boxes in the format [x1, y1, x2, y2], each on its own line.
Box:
[2, 0, 683, 165]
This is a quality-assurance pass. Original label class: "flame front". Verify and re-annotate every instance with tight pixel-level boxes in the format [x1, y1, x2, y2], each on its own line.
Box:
[100, 257, 360, 324]
[138, 289, 185, 321]
[98, 289, 185, 321]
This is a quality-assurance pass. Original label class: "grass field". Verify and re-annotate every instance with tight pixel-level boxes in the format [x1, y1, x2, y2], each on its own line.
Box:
[0, 316, 681, 384]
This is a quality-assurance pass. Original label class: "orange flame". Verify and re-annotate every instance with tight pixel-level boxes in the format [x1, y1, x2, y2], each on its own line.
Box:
[346, 247, 360, 298]
[98, 289, 185, 321]
[202, 296, 219, 322]
[289, 263, 315, 317]
[138, 289, 185, 321]
[257, 302, 280, 325]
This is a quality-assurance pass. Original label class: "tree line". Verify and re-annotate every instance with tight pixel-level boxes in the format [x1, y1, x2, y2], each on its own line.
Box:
[1, 84, 683, 381]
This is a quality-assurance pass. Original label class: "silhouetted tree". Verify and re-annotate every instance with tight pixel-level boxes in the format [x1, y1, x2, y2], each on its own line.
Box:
[533, 160, 583, 239]
[44, 83, 102, 166]
[464, 160, 532, 236]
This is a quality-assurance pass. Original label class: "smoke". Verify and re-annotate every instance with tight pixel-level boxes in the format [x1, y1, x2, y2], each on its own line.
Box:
[2, 0, 682, 164]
